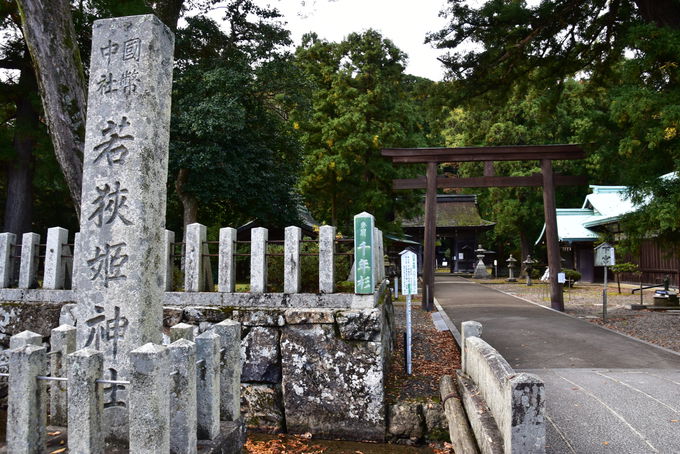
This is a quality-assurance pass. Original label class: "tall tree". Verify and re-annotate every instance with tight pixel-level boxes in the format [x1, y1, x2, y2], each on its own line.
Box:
[0, 3, 39, 234]
[292, 30, 428, 230]
[169, 3, 303, 228]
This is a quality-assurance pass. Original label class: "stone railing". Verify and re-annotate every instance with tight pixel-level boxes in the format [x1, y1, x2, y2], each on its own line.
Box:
[0, 214, 386, 310]
[3, 320, 243, 453]
[458, 321, 545, 454]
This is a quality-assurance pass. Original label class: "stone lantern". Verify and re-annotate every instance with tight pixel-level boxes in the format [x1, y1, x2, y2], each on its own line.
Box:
[472, 244, 489, 279]
[523, 255, 536, 286]
[506, 254, 518, 282]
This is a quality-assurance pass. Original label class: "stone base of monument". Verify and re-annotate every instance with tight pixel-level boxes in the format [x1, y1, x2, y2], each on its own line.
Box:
[197, 419, 247, 454]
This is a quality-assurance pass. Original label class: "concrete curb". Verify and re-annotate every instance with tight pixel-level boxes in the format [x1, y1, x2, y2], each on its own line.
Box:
[434, 297, 462, 347]
[484, 283, 680, 360]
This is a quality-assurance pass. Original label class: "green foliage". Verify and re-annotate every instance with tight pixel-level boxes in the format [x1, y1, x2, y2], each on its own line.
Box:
[611, 262, 639, 274]
[266, 240, 351, 293]
[292, 30, 431, 230]
[562, 268, 582, 282]
[169, 4, 303, 230]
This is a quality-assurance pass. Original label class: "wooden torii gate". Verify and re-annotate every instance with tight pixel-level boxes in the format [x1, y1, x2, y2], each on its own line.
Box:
[382, 144, 587, 312]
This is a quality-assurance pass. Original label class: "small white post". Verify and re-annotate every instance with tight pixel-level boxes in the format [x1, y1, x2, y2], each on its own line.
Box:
[319, 225, 336, 293]
[603, 264, 608, 322]
[18, 233, 40, 289]
[218, 227, 237, 292]
[284, 226, 301, 293]
[185, 223, 207, 292]
[43, 227, 68, 289]
[406, 285, 412, 375]
[250, 227, 268, 293]
[0, 232, 17, 288]
[163, 230, 175, 291]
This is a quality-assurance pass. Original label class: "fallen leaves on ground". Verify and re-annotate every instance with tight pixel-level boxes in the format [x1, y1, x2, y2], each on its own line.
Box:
[387, 301, 461, 404]
[431, 442, 456, 453]
[244, 434, 327, 454]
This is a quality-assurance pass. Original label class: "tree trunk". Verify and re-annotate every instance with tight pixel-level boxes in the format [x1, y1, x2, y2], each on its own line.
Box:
[16, 0, 86, 219]
[4, 63, 40, 236]
[175, 168, 198, 227]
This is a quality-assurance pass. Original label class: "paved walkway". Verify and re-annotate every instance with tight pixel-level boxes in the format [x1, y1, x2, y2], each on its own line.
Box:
[435, 275, 680, 454]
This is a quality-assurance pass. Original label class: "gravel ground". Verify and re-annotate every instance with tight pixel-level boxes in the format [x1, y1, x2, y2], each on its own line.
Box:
[480, 280, 680, 353]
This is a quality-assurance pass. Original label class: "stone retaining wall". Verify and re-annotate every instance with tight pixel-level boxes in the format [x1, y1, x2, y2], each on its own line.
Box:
[0, 286, 394, 441]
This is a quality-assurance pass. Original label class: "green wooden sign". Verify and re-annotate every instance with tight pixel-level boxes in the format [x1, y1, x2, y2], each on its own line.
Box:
[354, 212, 374, 294]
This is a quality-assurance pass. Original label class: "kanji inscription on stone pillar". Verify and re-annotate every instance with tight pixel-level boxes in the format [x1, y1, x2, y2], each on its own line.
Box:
[73, 14, 174, 441]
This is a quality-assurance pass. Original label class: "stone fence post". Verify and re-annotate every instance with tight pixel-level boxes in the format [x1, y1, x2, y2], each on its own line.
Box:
[7, 344, 47, 454]
[19, 233, 40, 289]
[50, 324, 76, 426]
[505, 373, 546, 454]
[163, 229, 175, 291]
[0, 232, 16, 288]
[170, 322, 195, 342]
[250, 227, 268, 293]
[196, 330, 221, 440]
[130, 343, 170, 453]
[185, 223, 207, 292]
[169, 339, 197, 454]
[218, 227, 236, 292]
[461, 320, 483, 374]
[319, 225, 336, 293]
[68, 348, 104, 454]
[284, 226, 301, 293]
[10, 330, 42, 349]
[43, 227, 68, 290]
[214, 319, 241, 421]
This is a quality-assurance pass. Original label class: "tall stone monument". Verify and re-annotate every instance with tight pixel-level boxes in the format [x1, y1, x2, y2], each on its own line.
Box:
[73, 14, 174, 441]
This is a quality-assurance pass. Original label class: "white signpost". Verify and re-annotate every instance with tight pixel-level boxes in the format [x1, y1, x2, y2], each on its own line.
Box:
[594, 242, 615, 322]
[400, 249, 418, 375]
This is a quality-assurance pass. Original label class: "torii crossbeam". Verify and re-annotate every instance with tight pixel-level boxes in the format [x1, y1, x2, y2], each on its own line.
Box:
[382, 144, 587, 312]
